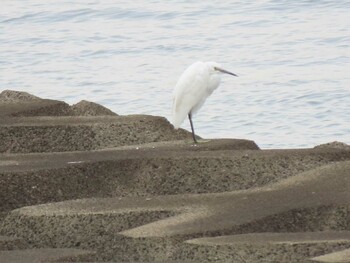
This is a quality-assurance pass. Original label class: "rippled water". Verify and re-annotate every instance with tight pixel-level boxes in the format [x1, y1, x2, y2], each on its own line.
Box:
[1, 1, 349, 148]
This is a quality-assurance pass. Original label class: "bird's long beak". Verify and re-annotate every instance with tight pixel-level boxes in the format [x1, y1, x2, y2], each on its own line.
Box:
[216, 67, 238, 77]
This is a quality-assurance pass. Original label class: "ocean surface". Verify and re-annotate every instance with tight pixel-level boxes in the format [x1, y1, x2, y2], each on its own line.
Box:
[1, 0, 349, 148]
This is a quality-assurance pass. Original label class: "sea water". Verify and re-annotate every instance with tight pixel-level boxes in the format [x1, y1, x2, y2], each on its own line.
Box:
[1, 0, 349, 148]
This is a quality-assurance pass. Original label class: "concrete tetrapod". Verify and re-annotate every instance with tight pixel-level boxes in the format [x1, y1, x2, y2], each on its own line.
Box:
[1, 161, 349, 262]
[0, 248, 95, 263]
[311, 248, 350, 262]
[0, 90, 195, 153]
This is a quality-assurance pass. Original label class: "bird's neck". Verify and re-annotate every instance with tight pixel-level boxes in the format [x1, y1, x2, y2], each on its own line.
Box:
[208, 74, 221, 93]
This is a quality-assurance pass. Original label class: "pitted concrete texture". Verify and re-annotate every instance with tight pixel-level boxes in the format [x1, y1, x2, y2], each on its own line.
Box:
[1, 90, 350, 262]
[0, 145, 348, 214]
[185, 232, 350, 262]
[311, 248, 350, 262]
[187, 231, 350, 245]
[0, 235, 26, 250]
[0, 90, 117, 117]
[0, 248, 95, 263]
[0, 91, 197, 153]
[0, 90, 41, 102]
[315, 141, 350, 150]
[1, 161, 349, 262]
[0, 115, 194, 153]
[0, 90, 73, 117]
[70, 100, 117, 116]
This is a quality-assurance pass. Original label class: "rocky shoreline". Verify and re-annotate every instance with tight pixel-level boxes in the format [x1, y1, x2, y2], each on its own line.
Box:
[0, 90, 349, 262]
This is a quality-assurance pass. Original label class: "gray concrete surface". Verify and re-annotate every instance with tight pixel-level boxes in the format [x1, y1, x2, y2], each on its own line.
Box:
[0, 90, 349, 263]
[312, 248, 350, 262]
[1, 161, 350, 262]
[0, 115, 194, 153]
[0, 90, 194, 153]
[1, 146, 348, 214]
[0, 248, 95, 263]
[0, 89, 117, 117]
[0, 235, 26, 250]
[186, 232, 350, 262]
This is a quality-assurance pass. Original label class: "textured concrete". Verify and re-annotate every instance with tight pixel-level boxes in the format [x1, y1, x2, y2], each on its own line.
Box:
[1, 161, 350, 262]
[0, 235, 26, 250]
[186, 232, 350, 262]
[0, 248, 95, 262]
[1, 90, 350, 262]
[0, 89, 116, 117]
[0, 115, 193, 153]
[315, 142, 350, 150]
[70, 100, 117, 116]
[1, 145, 348, 214]
[311, 248, 350, 262]
[0, 90, 194, 153]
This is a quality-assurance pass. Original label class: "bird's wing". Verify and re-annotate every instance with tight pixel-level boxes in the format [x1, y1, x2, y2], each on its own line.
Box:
[172, 67, 209, 128]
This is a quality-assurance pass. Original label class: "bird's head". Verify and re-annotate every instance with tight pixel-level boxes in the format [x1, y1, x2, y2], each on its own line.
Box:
[207, 62, 238, 77]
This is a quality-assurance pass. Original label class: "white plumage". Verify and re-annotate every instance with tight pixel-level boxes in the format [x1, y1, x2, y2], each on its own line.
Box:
[172, 61, 237, 143]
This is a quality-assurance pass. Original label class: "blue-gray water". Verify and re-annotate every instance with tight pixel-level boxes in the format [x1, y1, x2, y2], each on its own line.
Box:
[1, 1, 349, 148]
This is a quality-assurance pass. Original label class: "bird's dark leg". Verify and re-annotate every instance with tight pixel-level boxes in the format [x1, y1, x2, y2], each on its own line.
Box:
[188, 112, 198, 143]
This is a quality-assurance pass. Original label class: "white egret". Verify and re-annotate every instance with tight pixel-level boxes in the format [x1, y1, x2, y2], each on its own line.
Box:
[172, 61, 237, 143]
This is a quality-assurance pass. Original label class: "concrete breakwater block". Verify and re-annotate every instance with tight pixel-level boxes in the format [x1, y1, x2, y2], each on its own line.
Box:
[1, 90, 350, 262]
[185, 232, 350, 262]
[0, 90, 117, 117]
[1, 161, 349, 262]
[0, 235, 26, 250]
[0, 248, 95, 263]
[0, 90, 195, 153]
[0, 115, 193, 153]
[0, 146, 348, 214]
[311, 248, 350, 262]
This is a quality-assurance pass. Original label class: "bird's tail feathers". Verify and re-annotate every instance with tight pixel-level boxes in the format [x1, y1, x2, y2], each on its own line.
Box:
[172, 106, 189, 129]
[171, 115, 182, 129]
